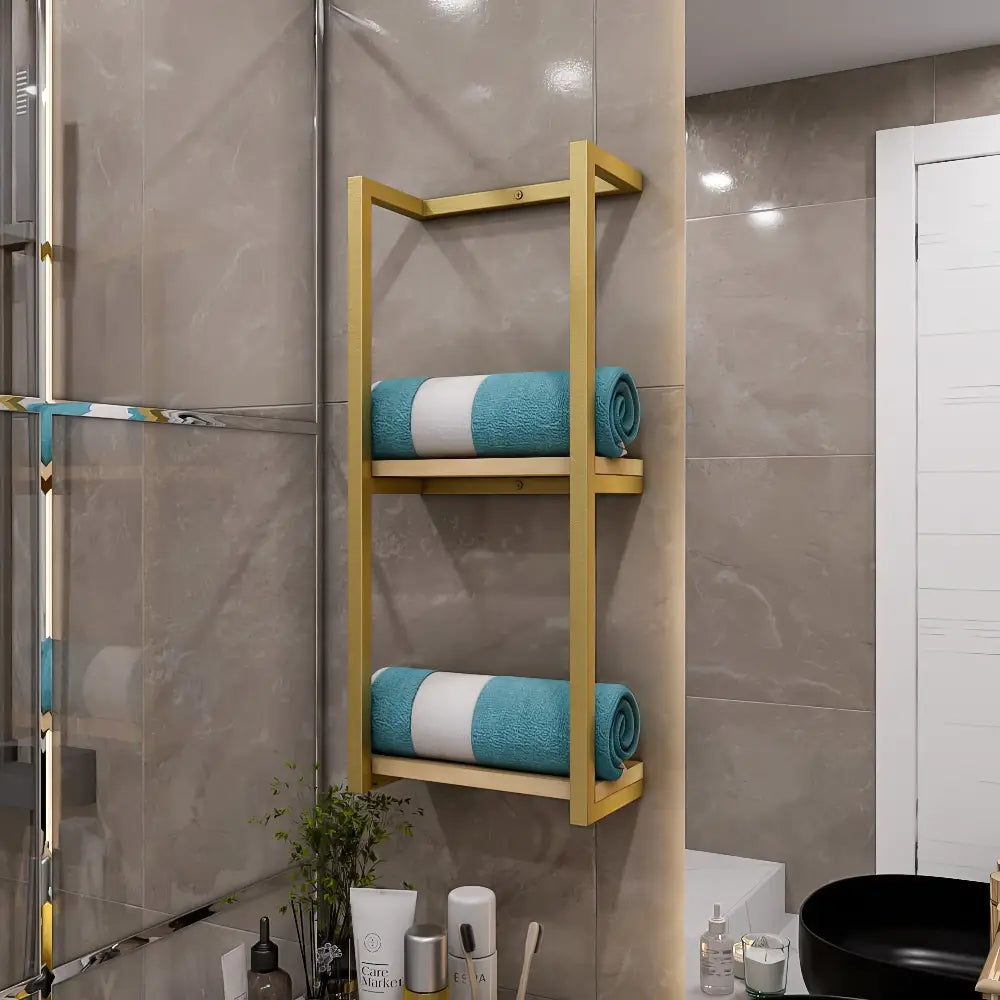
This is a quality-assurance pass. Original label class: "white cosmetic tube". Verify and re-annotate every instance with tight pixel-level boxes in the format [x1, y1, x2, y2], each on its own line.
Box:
[351, 887, 418, 1000]
[221, 943, 249, 1000]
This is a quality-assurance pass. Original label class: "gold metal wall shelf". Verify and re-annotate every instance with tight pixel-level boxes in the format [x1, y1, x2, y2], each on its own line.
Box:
[371, 456, 644, 495]
[348, 140, 645, 826]
[372, 756, 645, 805]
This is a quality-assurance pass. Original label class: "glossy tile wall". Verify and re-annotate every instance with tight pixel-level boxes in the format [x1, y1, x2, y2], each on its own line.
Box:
[323, 2, 685, 1000]
[685, 44, 1000, 910]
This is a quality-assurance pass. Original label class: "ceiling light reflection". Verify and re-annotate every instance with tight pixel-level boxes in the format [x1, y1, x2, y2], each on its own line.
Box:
[545, 59, 592, 96]
[749, 204, 783, 228]
[700, 171, 734, 193]
[427, 0, 483, 18]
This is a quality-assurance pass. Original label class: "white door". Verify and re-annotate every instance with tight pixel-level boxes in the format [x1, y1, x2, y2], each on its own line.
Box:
[917, 153, 1000, 880]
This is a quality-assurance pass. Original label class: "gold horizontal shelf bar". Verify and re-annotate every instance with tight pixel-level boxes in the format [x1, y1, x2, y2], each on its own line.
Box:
[422, 477, 571, 496]
[369, 457, 644, 495]
[592, 145, 644, 193]
[372, 457, 643, 478]
[365, 178, 425, 220]
[357, 143, 643, 224]
[422, 176, 626, 219]
[424, 180, 571, 218]
[371, 475, 642, 496]
[371, 756, 643, 803]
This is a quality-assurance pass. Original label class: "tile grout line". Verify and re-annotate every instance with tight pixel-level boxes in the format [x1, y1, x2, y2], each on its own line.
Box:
[139, 0, 147, 926]
[932, 55, 937, 123]
[687, 195, 871, 224]
[323, 385, 687, 407]
[592, 0, 598, 144]
[687, 694, 873, 714]
[687, 453, 873, 461]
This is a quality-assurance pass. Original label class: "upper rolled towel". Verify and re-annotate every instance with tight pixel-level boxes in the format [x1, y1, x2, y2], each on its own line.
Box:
[371, 367, 640, 460]
[371, 667, 641, 782]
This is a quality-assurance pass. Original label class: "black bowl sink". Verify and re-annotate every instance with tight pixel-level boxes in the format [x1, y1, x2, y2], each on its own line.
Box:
[800, 874, 989, 999]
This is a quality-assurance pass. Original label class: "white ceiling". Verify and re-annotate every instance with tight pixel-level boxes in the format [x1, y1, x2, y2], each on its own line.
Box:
[687, 0, 1000, 95]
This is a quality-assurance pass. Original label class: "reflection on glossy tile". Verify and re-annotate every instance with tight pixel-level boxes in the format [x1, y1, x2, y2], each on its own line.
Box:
[142, 1, 314, 410]
[595, 0, 686, 391]
[57, 953, 146, 1000]
[11, 416, 35, 734]
[50, 909, 304, 1000]
[687, 200, 873, 458]
[935, 46, 1000, 124]
[323, 408, 349, 783]
[53, 892, 155, 966]
[686, 59, 933, 218]
[142, 425, 315, 913]
[2, 255, 34, 397]
[0, 421, 34, 892]
[144, 921, 304, 1000]
[687, 457, 873, 711]
[594, 391, 685, 999]
[204, 873, 299, 943]
[54, 0, 144, 404]
[380, 785, 597, 1000]
[56, 417, 143, 907]
[0, 809, 31, 886]
[0, 878, 31, 988]
[326, 0, 595, 402]
[594, 11, 686, 990]
[686, 697, 874, 910]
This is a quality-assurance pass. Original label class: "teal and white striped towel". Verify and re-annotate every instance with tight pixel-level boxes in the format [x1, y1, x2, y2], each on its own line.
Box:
[371, 367, 640, 460]
[371, 666, 641, 782]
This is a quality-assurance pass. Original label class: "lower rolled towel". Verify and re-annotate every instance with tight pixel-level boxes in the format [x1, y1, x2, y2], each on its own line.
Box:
[371, 667, 641, 781]
[371, 367, 640, 460]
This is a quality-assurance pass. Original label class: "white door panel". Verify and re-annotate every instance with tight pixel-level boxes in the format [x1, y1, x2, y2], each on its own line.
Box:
[917, 154, 1000, 880]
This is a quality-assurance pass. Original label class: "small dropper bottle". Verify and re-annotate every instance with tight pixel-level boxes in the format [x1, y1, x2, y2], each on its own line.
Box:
[248, 917, 293, 1000]
[699, 903, 734, 996]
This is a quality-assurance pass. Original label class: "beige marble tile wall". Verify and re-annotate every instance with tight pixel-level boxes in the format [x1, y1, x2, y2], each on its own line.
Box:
[684, 45, 1000, 910]
[323, 2, 684, 1000]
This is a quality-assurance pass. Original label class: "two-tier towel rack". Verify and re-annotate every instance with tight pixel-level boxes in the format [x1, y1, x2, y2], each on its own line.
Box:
[347, 140, 644, 826]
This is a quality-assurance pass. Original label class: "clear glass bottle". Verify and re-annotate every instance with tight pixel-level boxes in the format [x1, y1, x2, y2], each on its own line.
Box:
[699, 903, 734, 996]
[248, 917, 293, 1000]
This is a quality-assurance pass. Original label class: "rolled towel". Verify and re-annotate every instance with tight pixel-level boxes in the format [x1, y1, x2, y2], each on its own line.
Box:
[371, 667, 641, 781]
[371, 367, 640, 460]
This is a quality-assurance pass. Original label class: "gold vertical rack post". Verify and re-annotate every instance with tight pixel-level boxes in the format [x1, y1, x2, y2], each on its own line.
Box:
[347, 141, 645, 826]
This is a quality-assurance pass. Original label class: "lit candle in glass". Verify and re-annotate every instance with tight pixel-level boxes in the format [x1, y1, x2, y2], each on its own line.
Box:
[741, 934, 789, 998]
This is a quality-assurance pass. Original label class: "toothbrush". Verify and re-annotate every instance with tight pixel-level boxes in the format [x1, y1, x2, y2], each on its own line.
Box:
[515, 922, 544, 1000]
[460, 923, 480, 1000]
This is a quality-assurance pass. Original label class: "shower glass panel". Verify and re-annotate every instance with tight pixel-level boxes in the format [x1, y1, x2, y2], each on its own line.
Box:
[51, 415, 316, 963]
[54, 0, 316, 419]
[0, 413, 39, 991]
[0, 0, 321, 993]
[2, 0, 42, 990]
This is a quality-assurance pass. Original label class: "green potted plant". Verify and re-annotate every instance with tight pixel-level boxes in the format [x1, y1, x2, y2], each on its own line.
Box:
[254, 764, 421, 999]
